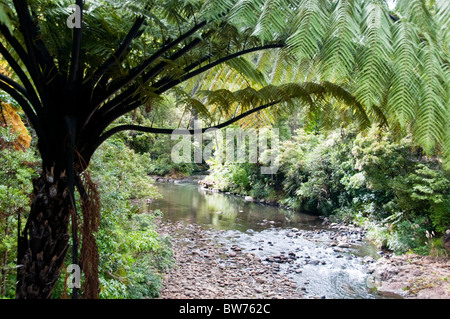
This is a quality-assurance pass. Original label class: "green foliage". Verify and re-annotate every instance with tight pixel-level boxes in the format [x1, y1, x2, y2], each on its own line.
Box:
[208, 125, 450, 255]
[390, 164, 450, 233]
[88, 137, 173, 299]
[136, 134, 198, 177]
[118, 105, 203, 177]
[0, 125, 39, 298]
[90, 136, 160, 201]
[0, 121, 174, 299]
[9, 0, 443, 167]
[1, 0, 449, 298]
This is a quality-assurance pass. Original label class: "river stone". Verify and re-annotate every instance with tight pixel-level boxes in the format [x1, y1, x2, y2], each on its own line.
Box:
[245, 196, 254, 202]
[231, 245, 242, 251]
[286, 232, 296, 237]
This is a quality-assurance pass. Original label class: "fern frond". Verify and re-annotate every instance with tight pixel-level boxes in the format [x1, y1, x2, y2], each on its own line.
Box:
[228, 0, 262, 29]
[286, 0, 328, 60]
[395, 0, 437, 40]
[387, 20, 421, 127]
[414, 36, 447, 153]
[251, 0, 291, 42]
[319, 0, 358, 82]
[321, 81, 370, 129]
[225, 56, 268, 87]
[354, 1, 392, 110]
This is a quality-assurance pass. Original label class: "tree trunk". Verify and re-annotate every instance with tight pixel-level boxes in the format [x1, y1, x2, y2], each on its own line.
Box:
[16, 169, 72, 299]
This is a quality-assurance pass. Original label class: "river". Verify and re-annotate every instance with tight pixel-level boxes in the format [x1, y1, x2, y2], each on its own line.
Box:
[148, 180, 383, 299]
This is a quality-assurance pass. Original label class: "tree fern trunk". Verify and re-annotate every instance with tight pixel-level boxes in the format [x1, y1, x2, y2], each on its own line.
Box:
[16, 170, 72, 299]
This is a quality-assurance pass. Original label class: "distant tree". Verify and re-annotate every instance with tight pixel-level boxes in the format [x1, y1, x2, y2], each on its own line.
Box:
[0, 0, 447, 298]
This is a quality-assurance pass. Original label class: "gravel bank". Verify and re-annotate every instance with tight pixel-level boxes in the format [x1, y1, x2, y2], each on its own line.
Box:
[157, 218, 449, 299]
[368, 254, 450, 299]
[158, 221, 303, 299]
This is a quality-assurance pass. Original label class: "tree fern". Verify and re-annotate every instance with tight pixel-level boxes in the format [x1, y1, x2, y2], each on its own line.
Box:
[387, 20, 421, 127]
[1, 0, 449, 167]
[414, 36, 447, 153]
[286, 0, 328, 60]
[319, 0, 359, 82]
[354, 1, 392, 110]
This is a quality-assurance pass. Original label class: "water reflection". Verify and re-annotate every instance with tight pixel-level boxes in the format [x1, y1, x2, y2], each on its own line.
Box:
[148, 182, 321, 231]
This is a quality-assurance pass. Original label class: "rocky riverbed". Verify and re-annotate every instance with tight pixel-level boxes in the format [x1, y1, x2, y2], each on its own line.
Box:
[157, 217, 382, 299]
[158, 221, 303, 299]
[157, 219, 450, 299]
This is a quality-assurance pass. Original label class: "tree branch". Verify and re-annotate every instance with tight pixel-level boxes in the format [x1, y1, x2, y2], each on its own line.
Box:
[83, 43, 284, 147]
[13, 0, 56, 83]
[154, 43, 285, 94]
[0, 22, 46, 100]
[94, 37, 204, 120]
[0, 42, 42, 111]
[150, 52, 213, 92]
[0, 73, 29, 101]
[0, 79, 44, 143]
[82, 35, 207, 132]
[94, 42, 284, 132]
[67, 0, 83, 94]
[92, 100, 281, 152]
[0, 24, 35, 78]
[89, 16, 147, 87]
[93, 20, 208, 107]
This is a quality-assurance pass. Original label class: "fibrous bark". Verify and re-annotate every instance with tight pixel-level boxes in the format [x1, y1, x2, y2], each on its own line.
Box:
[16, 169, 71, 299]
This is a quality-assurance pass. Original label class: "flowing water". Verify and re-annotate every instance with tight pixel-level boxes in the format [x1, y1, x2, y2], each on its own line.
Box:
[149, 180, 382, 299]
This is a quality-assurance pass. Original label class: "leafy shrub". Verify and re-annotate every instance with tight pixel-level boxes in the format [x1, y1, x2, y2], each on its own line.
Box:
[86, 137, 173, 299]
[0, 125, 39, 298]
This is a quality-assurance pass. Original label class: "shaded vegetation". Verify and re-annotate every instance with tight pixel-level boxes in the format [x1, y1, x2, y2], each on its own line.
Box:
[205, 125, 450, 255]
[0, 124, 172, 298]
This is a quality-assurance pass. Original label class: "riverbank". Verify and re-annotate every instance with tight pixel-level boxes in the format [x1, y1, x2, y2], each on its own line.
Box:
[158, 220, 303, 299]
[157, 219, 449, 299]
[152, 179, 449, 299]
[368, 254, 450, 299]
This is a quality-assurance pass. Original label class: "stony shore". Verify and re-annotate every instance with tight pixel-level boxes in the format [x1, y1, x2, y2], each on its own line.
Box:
[157, 219, 449, 299]
[368, 254, 450, 299]
[158, 221, 303, 299]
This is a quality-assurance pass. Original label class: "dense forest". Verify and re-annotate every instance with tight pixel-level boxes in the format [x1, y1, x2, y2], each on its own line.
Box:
[0, 0, 449, 299]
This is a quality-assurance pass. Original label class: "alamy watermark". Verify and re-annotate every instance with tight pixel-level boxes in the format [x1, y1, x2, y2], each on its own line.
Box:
[66, 264, 81, 289]
[66, 4, 82, 29]
[171, 121, 279, 174]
